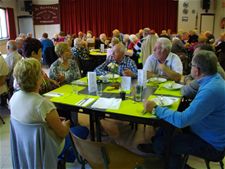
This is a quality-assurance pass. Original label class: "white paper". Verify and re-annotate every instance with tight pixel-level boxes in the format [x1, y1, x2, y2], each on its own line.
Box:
[43, 92, 63, 97]
[91, 97, 122, 110]
[87, 72, 97, 93]
[138, 69, 147, 88]
[121, 76, 131, 91]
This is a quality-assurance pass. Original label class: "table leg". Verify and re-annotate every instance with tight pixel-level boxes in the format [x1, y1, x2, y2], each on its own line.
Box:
[89, 113, 95, 141]
[95, 114, 102, 142]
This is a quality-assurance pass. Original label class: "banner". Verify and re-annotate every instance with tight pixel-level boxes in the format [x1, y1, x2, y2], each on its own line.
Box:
[33, 4, 59, 25]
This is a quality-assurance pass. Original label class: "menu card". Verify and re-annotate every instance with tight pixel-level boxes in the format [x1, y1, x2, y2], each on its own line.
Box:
[137, 69, 147, 88]
[100, 44, 105, 52]
[121, 76, 131, 91]
[88, 72, 97, 93]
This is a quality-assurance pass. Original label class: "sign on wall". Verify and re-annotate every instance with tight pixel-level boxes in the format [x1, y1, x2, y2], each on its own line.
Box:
[33, 4, 59, 25]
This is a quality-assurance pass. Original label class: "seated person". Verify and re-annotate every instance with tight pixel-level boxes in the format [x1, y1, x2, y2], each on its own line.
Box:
[71, 38, 89, 60]
[94, 43, 138, 78]
[95, 33, 109, 49]
[14, 38, 59, 94]
[49, 42, 81, 85]
[0, 55, 9, 106]
[139, 50, 225, 169]
[106, 37, 120, 59]
[10, 58, 89, 163]
[143, 37, 183, 82]
[181, 44, 225, 99]
[40, 33, 54, 65]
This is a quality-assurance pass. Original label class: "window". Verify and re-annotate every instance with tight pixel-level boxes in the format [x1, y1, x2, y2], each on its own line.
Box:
[0, 8, 8, 39]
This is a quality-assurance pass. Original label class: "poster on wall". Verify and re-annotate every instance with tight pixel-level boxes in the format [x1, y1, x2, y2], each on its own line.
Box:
[33, 4, 59, 25]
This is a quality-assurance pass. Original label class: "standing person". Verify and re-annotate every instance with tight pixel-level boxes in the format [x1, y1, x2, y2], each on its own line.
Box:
[49, 42, 81, 85]
[139, 50, 225, 169]
[10, 58, 89, 164]
[143, 37, 183, 82]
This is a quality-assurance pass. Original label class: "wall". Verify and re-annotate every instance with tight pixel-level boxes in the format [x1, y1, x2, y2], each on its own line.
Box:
[32, 0, 60, 39]
[177, 0, 224, 38]
[0, 0, 18, 54]
[214, 0, 225, 38]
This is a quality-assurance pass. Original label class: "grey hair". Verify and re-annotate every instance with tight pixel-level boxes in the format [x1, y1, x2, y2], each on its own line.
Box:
[74, 38, 82, 48]
[193, 50, 217, 75]
[7, 40, 17, 51]
[157, 37, 172, 52]
[113, 43, 125, 54]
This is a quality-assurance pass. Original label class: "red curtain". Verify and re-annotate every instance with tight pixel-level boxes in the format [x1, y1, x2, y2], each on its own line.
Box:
[6, 8, 17, 40]
[59, 0, 178, 37]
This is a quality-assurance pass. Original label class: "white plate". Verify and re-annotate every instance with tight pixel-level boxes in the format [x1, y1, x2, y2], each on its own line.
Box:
[148, 77, 167, 83]
[163, 83, 183, 90]
[153, 97, 176, 107]
[105, 74, 120, 79]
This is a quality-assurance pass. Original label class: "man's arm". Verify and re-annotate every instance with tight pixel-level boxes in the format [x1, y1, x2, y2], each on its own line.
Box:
[94, 61, 109, 76]
[159, 63, 182, 82]
[0, 75, 7, 86]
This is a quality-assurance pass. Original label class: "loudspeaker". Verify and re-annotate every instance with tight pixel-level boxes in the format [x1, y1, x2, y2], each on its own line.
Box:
[202, 0, 210, 12]
[24, 1, 32, 14]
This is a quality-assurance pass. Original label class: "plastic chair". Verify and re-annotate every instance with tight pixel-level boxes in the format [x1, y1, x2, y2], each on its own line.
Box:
[182, 154, 225, 169]
[70, 131, 145, 169]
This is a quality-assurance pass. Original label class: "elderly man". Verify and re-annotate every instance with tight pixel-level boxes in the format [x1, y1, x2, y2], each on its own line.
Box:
[139, 50, 225, 169]
[0, 55, 9, 105]
[94, 43, 137, 78]
[143, 37, 183, 82]
[5, 40, 22, 75]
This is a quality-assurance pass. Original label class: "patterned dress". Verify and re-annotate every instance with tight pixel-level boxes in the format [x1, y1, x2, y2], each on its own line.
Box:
[49, 59, 81, 85]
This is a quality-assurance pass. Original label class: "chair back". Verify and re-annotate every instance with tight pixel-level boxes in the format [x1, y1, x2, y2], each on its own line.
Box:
[88, 42, 95, 50]
[70, 132, 144, 169]
[10, 118, 58, 169]
[44, 46, 58, 67]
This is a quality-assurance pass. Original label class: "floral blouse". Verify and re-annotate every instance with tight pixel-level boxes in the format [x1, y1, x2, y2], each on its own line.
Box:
[71, 47, 89, 60]
[49, 59, 81, 85]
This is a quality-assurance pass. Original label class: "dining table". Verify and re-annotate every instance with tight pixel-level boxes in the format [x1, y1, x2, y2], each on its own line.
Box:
[44, 76, 182, 141]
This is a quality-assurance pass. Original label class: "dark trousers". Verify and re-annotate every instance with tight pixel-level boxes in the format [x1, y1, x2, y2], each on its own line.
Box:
[152, 128, 224, 169]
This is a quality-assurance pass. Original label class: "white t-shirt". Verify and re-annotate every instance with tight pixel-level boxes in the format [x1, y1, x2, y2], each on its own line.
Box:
[143, 52, 183, 76]
[0, 55, 9, 95]
[5, 51, 22, 74]
[9, 90, 64, 154]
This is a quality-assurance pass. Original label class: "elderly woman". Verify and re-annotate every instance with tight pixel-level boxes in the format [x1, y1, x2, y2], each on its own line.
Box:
[71, 38, 89, 60]
[49, 42, 81, 85]
[10, 58, 89, 163]
[14, 38, 59, 94]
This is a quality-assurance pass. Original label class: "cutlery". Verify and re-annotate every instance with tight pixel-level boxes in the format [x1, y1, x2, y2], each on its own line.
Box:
[77, 98, 88, 106]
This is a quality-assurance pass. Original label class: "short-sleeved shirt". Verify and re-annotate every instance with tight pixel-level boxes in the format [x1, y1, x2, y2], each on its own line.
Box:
[9, 90, 64, 154]
[0, 55, 9, 95]
[143, 52, 183, 76]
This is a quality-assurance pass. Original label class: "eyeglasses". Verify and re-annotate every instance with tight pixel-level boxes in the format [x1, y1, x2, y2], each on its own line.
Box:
[189, 63, 197, 67]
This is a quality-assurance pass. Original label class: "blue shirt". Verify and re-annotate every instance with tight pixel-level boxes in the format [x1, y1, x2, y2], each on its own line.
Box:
[155, 73, 225, 151]
[94, 56, 138, 78]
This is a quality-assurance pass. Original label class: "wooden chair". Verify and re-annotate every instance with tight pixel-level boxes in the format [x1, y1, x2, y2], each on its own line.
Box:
[70, 132, 145, 169]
